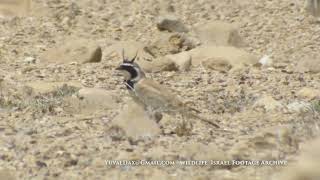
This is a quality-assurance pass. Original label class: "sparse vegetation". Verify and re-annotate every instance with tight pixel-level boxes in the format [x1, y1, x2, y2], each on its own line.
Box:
[311, 99, 320, 114]
[1, 84, 79, 114]
[27, 84, 79, 114]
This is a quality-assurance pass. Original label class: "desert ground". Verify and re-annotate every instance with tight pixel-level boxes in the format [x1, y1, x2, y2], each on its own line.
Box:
[0, 0, 320, 179]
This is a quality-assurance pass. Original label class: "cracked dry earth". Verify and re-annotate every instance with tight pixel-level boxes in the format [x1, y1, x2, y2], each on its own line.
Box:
[1, 0, 320, 179]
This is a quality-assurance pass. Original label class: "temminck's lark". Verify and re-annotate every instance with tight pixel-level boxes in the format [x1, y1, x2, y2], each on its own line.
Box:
[116, 50, 220, 129]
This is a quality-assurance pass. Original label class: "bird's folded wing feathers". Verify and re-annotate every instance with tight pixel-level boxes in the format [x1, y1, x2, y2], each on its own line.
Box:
[135, 79, 183, 108]
[135, 79, 220, 128]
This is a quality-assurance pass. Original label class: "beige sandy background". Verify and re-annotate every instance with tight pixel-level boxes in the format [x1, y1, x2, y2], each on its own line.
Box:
[0, 0, 320, 179]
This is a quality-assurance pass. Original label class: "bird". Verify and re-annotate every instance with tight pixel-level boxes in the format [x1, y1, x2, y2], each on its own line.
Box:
[115, 50, 220, 129]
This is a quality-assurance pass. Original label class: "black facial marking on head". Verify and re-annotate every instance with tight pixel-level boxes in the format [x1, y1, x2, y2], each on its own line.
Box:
[118, 50, 143, 90]
[119, 64, 138, 79]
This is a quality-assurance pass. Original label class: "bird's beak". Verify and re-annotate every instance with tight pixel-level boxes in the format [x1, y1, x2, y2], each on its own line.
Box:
[115, 66, 124, 76]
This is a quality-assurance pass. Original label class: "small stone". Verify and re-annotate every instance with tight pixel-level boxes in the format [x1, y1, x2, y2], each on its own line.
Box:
[166, 52, 192, 71]
[21, 66, 35, 74]
[202, 57, 232, 73]
[273, 62, 288, 69]
[168, 33, 198, 51]
[54, 107, 64, 113]
[146, 32, 198, 57]
[36, 161, 47, 168]
[297, 87, 320, 100]
[156, 14, 189, 33]
[253, 95, 283, 112]
[287, 101, 311, 113]
[297, 57, 320, 73]
[282, 66, 295, 74]
[64, 159, 78, 167]
[259, 55, 273, 67]
[24, 57, 36, 64]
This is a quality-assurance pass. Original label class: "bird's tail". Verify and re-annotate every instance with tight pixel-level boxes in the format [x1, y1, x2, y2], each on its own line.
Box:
[185, 110, 220, 128]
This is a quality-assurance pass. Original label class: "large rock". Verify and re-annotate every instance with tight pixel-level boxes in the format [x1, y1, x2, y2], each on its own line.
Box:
[41, 38, 102, 64]
[0, 0, 31, 18]
[156, 14, 189, 33]
[77, 88, 119, 109]
[194, 21, 243, 47]
[109, 100, 161, 141]
[145, 32, 199, 57]
[64, 88, 119, 114]
[297, 57, 320, 73]
[141, 56, 177, 73]
[188, 46, 258, 70]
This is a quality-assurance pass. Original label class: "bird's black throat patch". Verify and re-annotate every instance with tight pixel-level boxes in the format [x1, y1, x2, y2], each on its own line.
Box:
[125, 80, 135, 90]
[120, 64, 139, 91]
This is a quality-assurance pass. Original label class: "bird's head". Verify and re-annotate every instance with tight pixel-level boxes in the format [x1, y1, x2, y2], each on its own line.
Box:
[115, 49, 145, 82]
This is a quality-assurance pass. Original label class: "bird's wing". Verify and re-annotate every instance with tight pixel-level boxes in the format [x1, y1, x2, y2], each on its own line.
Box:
[135, 79, 220, 128]
[134, 78, 184, 110]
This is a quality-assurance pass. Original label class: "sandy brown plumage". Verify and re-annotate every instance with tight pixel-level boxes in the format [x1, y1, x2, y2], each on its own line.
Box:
[116, 50, 220, 128]
[132, 77, 220, 128]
